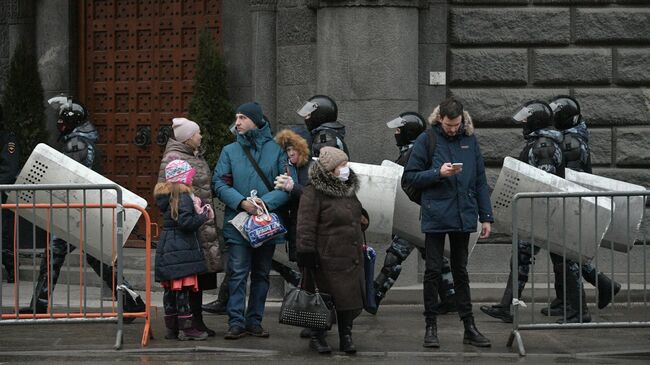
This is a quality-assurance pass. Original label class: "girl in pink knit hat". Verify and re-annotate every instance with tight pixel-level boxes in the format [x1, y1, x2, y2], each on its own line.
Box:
[153, 159, 214, 341]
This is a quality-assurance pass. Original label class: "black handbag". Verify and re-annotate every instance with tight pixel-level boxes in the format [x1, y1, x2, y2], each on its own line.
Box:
[278, 269, 334, 330]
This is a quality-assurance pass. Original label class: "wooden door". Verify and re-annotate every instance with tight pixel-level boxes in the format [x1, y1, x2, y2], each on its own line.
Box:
[79, 0, 222, 242]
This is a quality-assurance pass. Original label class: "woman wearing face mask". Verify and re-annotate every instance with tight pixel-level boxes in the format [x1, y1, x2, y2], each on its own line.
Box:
[296, 146, 366, 355]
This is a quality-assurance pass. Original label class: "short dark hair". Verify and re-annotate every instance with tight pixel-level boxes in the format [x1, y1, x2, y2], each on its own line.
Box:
[439, 97, 464, 120]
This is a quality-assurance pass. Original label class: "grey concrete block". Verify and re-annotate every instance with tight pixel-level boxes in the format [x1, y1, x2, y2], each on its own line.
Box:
[450, 48, 527, 86]
[593, 167, 650, 189]
[476, 128, 523, 166]
[533, 48, 612, 85]
[222, 0, 252, 89]
[277, 7, 317, 46]
[277, 45, 316, 86]
[419, 2, 446, 44]
[576, 8, 650, 43]
[574, 88, 650, 126]
[485, 166, 501, 191]
[450, 8, 570, 45]
[452, 0, 527, 3]
[449, 88, 569, 126]
[419, 43, 446, 85]
[418, 84, 446, 119]
[616, 49, 650, 85]
[337, 99, 418, 164]
[36, 0, 71, 93]
[227, 86, 253, 110]
[615, 127, 650, 166]
[532, 0, 615, 4]
[317, 7, 419, 101]
[589, 128, 612, 166]
[275, 83, 316, 126]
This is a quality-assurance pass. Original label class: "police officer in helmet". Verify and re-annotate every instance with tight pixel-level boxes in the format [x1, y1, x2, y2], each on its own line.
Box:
[0, 104, 20, 283]
[297, 95, 349, 157]
[20, 96, 145, 318]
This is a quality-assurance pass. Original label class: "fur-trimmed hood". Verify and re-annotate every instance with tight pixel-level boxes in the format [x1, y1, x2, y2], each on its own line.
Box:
[275, 129, 310, 167]
[308, 161, 359, 198]
[428, 105, 475, 136]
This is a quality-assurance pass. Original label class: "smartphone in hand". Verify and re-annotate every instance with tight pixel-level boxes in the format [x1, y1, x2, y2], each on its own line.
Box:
[452, 162, 463, 168]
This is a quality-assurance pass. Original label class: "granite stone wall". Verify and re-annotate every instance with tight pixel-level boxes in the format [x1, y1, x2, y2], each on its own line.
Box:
[447, 0, 650, 192]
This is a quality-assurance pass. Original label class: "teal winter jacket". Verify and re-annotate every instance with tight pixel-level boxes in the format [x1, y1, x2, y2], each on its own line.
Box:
[212, 122, 289, 246]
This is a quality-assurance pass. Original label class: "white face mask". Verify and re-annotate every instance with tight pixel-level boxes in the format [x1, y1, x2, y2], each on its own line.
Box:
[337, 166, 350, 182]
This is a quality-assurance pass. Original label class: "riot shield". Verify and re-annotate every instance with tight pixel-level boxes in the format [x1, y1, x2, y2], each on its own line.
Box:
[491, 157, 612, 262]
[7, 143, 147, 264]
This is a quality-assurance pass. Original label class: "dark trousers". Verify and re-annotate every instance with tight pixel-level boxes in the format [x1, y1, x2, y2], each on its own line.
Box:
[423, 232, 472, 323]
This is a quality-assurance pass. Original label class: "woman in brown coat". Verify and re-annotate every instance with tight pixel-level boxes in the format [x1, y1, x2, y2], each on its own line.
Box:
[158, 117, 223, 336]
[296, 146, 365, 355]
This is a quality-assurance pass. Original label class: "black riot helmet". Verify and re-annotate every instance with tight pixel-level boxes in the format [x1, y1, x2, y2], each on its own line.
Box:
[52, 97, 88, 135]
[512, 100, 553, 135]
[549, 95, 581, 130]
[297, 95, 338, 132]
[386, 112, 426, 147]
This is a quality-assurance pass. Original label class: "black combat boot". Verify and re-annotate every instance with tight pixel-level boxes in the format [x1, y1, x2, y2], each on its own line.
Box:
[541, 263, 565, 316]
[203, 273, 229, 315]
[480, 273, 514, 323]
[462, 317, 491, 347]
[557, 267, 591, 324]
[582, 268, 621, 309]
[423, 318, 440, 348]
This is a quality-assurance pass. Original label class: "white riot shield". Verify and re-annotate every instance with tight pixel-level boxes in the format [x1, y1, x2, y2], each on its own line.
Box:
[381, 160, 481, 257]
[348, 162, 400, 243]
[491, 157, 612, 262]
[565, 169, 645, 253]
[7, 143, 147, 264]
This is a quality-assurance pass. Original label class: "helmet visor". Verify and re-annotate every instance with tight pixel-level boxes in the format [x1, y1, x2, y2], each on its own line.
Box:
[512, 106, 533, 123]
[549, 102, 560, 113]
[228, 122, 237, 135]
[297, 101, 318, 118]
[386, 116, 406, 129]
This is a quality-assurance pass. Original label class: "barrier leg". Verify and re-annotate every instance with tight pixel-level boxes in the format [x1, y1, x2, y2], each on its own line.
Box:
[508, 330, 526, 356]
[114, 329, 123, 350]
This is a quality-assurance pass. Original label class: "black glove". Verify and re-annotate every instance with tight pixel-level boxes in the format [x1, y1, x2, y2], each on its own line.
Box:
[296, 251, 319, 268]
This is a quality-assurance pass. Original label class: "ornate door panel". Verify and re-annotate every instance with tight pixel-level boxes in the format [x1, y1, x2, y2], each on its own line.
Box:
[79, 0, 221, 240]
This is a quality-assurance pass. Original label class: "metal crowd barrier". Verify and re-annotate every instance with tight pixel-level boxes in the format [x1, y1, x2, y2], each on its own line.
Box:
[507, 190, 650, 356]
[0, 184, 152, 349]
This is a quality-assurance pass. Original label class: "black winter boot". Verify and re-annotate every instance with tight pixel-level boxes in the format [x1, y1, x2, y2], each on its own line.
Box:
[423, 318, 439, 348]
[480, 273, 514, 323]
[164, 314, 178, 340]
[309, 329, 332, 354]
[462, 317, 491, 347]
[337, 311, 357, 354]
[190, 291, 215, 337]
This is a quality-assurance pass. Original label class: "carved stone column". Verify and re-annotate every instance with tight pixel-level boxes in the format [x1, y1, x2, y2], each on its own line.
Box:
[250, 0, 278, 125]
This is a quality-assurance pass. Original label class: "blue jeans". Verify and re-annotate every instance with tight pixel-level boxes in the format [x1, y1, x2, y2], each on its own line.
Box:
[226, 242, 276, 329]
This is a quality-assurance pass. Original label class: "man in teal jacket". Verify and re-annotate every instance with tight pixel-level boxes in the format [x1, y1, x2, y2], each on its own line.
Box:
[403, 97, 493, 349]
[213, 102, 289, 339]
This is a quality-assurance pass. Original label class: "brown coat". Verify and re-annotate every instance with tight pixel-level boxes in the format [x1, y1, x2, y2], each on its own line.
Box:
[296, 162, 365, 311]
[158, 137, 223, 274]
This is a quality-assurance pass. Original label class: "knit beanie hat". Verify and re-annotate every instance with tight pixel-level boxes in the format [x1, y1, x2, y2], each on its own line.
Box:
[236, 102, 265, 128]
[165, 159, 196, 185]
[172, 117, 200, 143]
[318, 146, 348, 171]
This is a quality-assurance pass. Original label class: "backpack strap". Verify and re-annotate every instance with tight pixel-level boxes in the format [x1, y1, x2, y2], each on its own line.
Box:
[425, 128, 436, 168]
[240, 144, 274, 192]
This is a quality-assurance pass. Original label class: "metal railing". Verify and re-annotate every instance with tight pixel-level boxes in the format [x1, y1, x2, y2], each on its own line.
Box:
[0, 184, 152, 349]
[507, 190, 649, 356]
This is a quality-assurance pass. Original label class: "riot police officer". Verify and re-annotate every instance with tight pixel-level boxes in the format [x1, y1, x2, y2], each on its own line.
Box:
[20, 97, 145, 317]
[540, 95, 620, 315]
[1, 104, 20, 283]
[481, 100, 590, 324]
[373, 112, 457, 314]
[296, 95, 349, 157]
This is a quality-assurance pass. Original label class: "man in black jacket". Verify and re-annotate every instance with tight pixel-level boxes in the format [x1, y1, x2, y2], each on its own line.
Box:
[0, 104, 20, 283]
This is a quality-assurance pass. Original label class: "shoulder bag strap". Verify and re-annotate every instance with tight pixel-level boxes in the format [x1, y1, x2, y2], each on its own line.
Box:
[240, 144, 274, 192]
